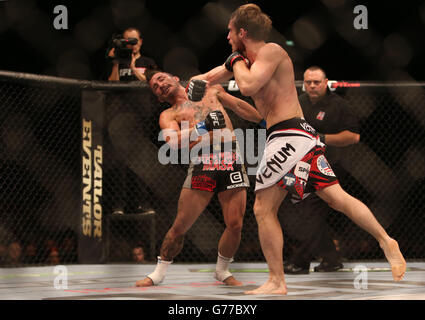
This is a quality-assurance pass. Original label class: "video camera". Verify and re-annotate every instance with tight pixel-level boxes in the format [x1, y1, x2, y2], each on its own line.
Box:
[106, 34, 138, 63]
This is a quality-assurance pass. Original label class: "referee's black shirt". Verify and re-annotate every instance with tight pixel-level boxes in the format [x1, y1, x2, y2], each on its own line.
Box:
[298, 88, 360, 167]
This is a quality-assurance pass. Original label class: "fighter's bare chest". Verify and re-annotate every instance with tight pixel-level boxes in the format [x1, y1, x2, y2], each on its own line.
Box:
[174, 97, 220, 124]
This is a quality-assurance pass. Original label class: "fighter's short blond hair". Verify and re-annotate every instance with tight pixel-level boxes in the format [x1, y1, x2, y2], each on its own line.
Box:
[230, 4, 272, 41]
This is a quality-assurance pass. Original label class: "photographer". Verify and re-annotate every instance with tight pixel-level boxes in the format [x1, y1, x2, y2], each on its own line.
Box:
[104, 27, 158, 216]
[107, 27, 158, 82]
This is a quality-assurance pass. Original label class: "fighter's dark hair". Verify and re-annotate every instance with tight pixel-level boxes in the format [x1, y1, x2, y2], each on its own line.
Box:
[145, 69, 162, 82]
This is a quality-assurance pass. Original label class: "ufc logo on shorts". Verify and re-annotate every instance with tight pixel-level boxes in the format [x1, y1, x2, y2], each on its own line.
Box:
[210, 112, 220, 126]
[283, 175, 295, 186]
[230, 172, 243, 184]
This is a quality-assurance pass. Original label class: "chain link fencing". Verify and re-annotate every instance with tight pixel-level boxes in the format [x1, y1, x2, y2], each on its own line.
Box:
[0, 74, 81, 266]
[0, 72, 424, 267]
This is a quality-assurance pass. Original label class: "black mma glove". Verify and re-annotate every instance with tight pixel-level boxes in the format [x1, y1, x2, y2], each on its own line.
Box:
[225, 51, 249, 72]
[195, 110, 226, 136]
[186, 79, 207, 101]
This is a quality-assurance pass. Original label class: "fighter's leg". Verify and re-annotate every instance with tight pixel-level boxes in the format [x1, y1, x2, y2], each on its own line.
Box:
[160, 188, 214, 260]
[135, 188, 214, 286]
[215, 187, 246, 286]
[245, 184, 288, 295]
[316, 184, 406, 281]
[217, 188, 246, 258]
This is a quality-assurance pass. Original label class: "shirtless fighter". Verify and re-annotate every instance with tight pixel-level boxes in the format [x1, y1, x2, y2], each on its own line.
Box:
[135, 70, 263, 287]
[192, 3, 406, 294]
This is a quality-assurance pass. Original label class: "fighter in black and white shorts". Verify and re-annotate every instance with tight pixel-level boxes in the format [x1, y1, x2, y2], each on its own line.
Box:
[255, 117, 339, 201]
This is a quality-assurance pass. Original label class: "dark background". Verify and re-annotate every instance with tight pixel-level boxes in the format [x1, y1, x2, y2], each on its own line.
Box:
[1, 0, 424, 81]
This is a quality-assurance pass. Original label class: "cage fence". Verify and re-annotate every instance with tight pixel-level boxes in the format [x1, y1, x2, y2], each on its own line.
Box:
[0, 72, 424, 267]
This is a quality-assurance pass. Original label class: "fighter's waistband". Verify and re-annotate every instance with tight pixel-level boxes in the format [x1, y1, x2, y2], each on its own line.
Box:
[266, 117, 317, 140]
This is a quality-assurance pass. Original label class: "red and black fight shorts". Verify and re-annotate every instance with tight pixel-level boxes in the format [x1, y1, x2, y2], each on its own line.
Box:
[183, 140, 249, 193]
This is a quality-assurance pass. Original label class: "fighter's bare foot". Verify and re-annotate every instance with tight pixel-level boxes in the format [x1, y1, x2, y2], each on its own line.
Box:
[135, 277, 154, 287]
[222, 276, 243, 286]
[244, 280, 287, 295]
[380, 238, 406, 281]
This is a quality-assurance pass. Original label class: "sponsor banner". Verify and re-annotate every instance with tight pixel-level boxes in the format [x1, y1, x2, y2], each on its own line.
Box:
[80, 91, 105, 263]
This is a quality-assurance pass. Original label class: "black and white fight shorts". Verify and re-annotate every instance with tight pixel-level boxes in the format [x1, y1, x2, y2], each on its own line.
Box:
[183, 140, 250, 193]
[255, 118, 339, 200]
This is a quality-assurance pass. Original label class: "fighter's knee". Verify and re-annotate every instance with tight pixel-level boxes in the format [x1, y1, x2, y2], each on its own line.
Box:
[225, 217, 243, 234]
[253, 200, 268, 222]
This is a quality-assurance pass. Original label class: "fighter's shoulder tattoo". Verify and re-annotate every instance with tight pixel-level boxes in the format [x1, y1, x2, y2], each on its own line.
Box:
[193, 105, 215, 122]
[173, 100, 194, 112]
[173, 100, 216, 122]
